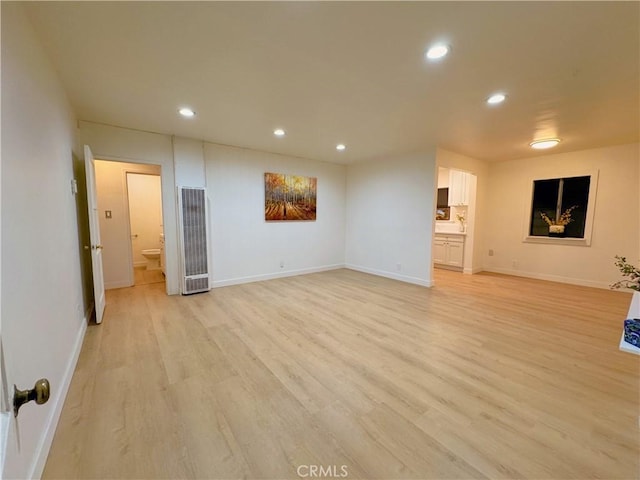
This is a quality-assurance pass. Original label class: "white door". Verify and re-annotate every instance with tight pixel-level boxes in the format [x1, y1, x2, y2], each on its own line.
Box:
[85, 145, 106, 323]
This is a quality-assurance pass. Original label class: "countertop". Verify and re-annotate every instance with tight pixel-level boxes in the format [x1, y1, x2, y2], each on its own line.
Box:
[434, 230, 467, 236]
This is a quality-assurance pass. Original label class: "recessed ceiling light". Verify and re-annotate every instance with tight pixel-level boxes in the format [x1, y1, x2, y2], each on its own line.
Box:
[530, 138, 561, 150]
[178, 107, 195, 118]
[273, 128, 286, 137]
[336, 144, 346, 151]
[425, 44, 450, 60]
[487, 93, 506, 105]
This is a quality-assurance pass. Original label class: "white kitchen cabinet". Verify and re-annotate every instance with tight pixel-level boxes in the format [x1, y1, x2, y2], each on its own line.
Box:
[433, 234, 464, 268]
[433, 238, 448, 264]
[448, 170, 471, 206]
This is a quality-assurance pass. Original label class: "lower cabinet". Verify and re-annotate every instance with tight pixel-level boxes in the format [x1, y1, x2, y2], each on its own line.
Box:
[433, 235, 464, 268]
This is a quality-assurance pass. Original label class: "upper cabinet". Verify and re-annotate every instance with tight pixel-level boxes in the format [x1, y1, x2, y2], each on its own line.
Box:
[448, 170, 471, 206]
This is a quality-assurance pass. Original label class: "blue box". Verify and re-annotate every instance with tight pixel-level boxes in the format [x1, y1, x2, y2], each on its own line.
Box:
[623, 319, 640, 348]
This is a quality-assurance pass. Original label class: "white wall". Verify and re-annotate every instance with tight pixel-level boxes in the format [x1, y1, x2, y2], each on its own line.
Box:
[173, 136, 205, 188]
[484, 143, 639, 288]
[205, 143, 346, 286]
[345, 152, 436, 286]
[94, 161, 161, 288]
[1, 4, 86, 478]
[78, 122, 181, 294]
[436, 149, 489, 275]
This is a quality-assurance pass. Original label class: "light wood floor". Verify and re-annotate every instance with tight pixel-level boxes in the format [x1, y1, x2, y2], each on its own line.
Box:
[43, 269, 639, 479]
[133, 266, 165, 286]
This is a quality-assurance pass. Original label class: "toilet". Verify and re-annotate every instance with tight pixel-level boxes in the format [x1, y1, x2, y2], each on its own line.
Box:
[141, 249, 161, 270]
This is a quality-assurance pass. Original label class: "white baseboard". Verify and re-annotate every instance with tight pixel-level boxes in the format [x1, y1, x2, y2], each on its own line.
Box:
[211, 264, 345, 288]
[345, 264, 432, 287]
[30, 316, 87, 479]
[434, 264, 462, 272]
[463, 266, 484, 275]
[482, 266, 611, 289]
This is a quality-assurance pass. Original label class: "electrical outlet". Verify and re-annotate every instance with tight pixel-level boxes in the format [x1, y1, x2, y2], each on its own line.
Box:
[280, 260, 284, 269]
[512, 260, 519, 268]
[396, 263, 402, 271]
[488, 249, 494, 256]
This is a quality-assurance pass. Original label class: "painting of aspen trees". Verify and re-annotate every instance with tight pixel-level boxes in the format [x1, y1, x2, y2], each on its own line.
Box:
[264, 172, 317, 221]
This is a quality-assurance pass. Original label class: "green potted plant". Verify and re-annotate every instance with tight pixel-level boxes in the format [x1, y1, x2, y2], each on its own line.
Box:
[611, 256, 640, 292]
[612, 256, 640, 352]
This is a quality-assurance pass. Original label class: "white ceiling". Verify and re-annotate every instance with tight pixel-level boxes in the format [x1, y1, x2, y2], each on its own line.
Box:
[25, 1, 639, 164]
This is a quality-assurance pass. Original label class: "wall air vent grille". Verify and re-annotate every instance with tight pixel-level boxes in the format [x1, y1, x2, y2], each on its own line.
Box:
[178, 187, 210, 295]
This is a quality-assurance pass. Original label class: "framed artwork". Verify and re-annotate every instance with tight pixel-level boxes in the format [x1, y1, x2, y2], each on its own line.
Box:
[265, 172, 317, 221]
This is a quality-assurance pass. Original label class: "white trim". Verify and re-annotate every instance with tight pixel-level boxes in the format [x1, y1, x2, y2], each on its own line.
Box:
[522, 169, 599, 246]
[0, 337, 9, 477]
[483, 266, 612, 289]
[522, 236, 591, 246]
[435, 264, 462, 273]
[29, 318, 87, 479]
[345, 264, 432, 287]
[0, 412, 9, 477]
[464, 266, 484, 275]
[211, 264, 344, 288]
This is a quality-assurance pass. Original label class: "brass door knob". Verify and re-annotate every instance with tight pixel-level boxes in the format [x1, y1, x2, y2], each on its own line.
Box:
[13, 378, 50, 417]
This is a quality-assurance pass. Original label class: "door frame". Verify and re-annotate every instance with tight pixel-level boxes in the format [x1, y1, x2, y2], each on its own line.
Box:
[93, 156, 171, 295]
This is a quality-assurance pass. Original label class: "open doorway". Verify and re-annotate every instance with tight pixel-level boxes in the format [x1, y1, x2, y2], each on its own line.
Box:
[126, 173, 165, 287]
[94, 160, 165, 290]
[433, 166, 478, 274]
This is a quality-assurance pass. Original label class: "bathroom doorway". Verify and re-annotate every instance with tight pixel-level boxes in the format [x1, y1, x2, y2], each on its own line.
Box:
[93, 159, 165, 289]
[126, 172, 165, 286]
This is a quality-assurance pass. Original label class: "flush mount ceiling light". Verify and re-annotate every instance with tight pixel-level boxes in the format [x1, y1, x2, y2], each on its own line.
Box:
[178, 107, 195, 118]
[425, 43, 450, 60]
[336, 144, 346, 151]
[487, 93, 506, 105]
[530, 138, 561, 150]
[273, 128, 286, 137]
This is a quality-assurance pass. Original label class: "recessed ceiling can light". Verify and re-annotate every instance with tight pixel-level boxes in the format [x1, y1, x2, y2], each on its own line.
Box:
[530, 138, 561, 150]
[178, 107, 195, 118]
[336, 144, 346, 151]
[426, 44, 449, 60]
[487, 93, 506, 105]
[274, 128, 286, 137]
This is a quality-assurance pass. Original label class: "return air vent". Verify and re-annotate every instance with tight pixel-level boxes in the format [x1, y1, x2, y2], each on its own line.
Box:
[177, 186, 210, 295]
